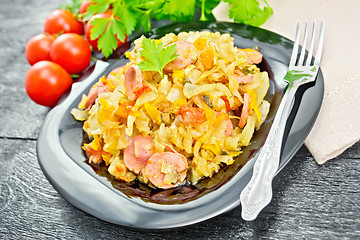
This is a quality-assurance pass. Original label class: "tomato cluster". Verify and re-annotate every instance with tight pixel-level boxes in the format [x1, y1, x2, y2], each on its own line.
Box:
[25, 2, 126, 107]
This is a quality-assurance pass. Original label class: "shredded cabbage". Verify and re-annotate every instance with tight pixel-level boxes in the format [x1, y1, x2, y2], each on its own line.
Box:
[71, 31, 271, 185]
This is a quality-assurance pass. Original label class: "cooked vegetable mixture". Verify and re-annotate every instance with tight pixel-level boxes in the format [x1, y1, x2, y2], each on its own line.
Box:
[71, 31, 270, 189]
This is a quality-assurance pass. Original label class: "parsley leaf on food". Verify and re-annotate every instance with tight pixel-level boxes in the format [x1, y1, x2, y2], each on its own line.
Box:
[138, 39, 179, 78]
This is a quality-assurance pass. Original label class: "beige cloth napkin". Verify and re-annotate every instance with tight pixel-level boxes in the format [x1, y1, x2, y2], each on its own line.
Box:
[213, 0, 360, 164]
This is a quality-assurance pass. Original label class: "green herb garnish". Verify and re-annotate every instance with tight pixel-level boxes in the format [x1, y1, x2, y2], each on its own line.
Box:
[284, 70, 313, 82]
[138, 38, 179, 78]
[65, 0, 273, 57]
[224, 0, 273, 26]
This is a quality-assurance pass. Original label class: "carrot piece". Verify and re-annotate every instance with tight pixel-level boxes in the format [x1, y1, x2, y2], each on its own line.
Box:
[114, 101, 132, 119]
[179, 105, 206, 124]
[193, 38, 208, 51]
[247, 89, 261, 121]
[132, 84, 151, 96]
[199, 48, 214, 71]
[144, 102, 162, 124]
[192, 96, 216, 123]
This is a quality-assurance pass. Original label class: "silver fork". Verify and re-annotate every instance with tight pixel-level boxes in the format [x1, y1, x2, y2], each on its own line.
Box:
[239, 20, 325, 221]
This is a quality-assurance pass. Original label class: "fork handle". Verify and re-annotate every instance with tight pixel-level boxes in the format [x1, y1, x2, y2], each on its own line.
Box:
[240, 84, 298, 221]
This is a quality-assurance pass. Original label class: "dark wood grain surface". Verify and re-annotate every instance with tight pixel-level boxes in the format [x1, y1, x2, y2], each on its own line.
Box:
[0, 1, 359, 239]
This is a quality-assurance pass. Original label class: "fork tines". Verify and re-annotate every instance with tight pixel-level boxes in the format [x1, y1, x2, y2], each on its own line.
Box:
[289, 20, 325, 69]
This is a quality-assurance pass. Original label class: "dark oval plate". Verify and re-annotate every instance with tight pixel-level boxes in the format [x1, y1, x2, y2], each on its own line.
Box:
[37, 22, 323, 229]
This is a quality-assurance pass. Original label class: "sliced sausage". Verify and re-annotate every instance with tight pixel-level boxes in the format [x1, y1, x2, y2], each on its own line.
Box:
[239, 93, 250, 128]
[234, 69, 253, 84]
[216, 111, 233, 137]
[225, 119, 233, 137]
[124, 65, 146, 101]
[241, 49, 263, 65]
[124, 135, 155, 174]
[85, 82, 112, 110]
[164, 41, 196, 71]
[143, 152, 188, 189]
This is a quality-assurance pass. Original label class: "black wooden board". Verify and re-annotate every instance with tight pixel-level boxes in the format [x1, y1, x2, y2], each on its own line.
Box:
[0, 0, 359, 239]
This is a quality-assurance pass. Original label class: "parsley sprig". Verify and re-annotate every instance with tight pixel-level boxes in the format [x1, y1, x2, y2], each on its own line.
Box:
[224, 0, 273, 26]
[73, 0, 273, 58]
[138, 39, 179, 78]
[88, 14, 127, 57]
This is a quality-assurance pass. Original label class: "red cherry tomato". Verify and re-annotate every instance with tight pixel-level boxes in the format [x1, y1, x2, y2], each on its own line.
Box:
[85, 12, 127, 51]
[25, 33, 56, 65]
[50, 33, 91, 74]
[44, 9, 84, 35]
[79, 1, 93, 14]
[25, 61, 72, 107]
